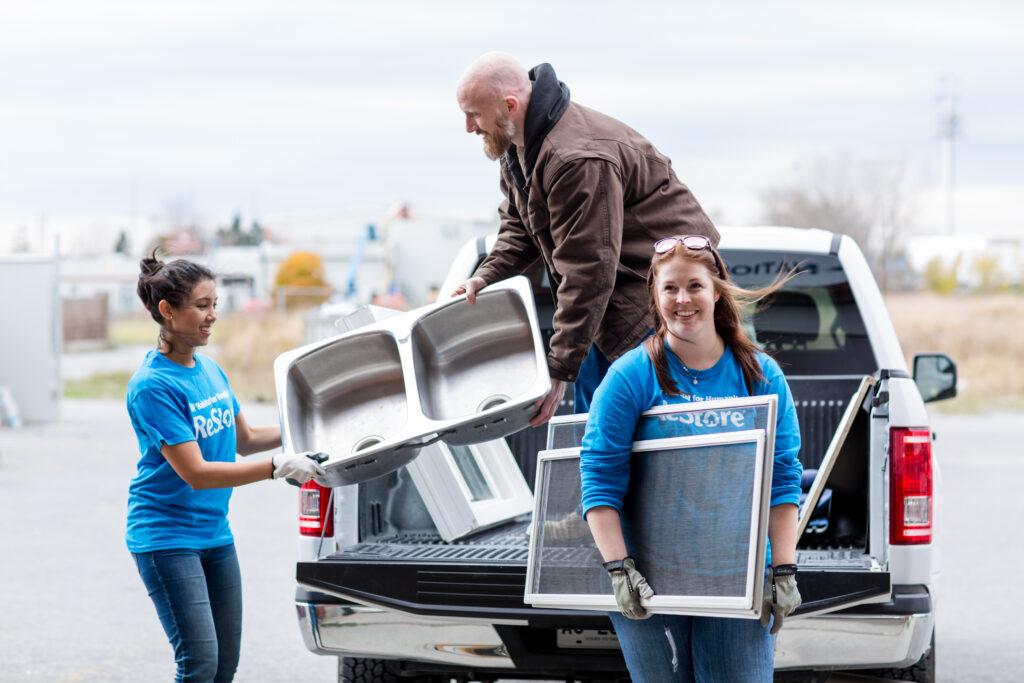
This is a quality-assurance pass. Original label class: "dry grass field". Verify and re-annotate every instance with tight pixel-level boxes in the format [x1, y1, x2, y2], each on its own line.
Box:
[92, 294, 1024, 413]
[206, 311, 306, 404]
[70, 312, 306, 403]
[885, 292, 1024, 412]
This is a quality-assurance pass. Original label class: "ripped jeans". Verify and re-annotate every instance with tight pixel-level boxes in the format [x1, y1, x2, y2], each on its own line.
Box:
[608, 612, 775, 682]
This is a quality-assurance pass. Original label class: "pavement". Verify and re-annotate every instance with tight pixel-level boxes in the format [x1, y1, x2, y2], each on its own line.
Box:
[0, 397, 335, 682]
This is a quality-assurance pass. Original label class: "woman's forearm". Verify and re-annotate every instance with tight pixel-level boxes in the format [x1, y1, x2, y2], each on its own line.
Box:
[163, 440, 274, 489]
[190, 459, 274, 489]
[237, 424, 282, 456]
[585, 506, 630, 562]
[768, 503, 799, 566]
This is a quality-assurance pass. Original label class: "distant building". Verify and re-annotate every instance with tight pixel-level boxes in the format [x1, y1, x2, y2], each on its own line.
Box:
[60, 252, 139, 316]
[56, 212, 498, 317]
[0, 253, 61, 423]
[905, 234, 1023, 289]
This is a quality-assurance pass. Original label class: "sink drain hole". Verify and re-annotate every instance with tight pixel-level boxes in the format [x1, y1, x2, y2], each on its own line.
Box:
[352, 435, 384, 453]
[478, 394, 511, 412]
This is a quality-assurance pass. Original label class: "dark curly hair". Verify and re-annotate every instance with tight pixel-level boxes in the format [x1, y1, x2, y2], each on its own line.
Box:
[136, 252, 215, 324]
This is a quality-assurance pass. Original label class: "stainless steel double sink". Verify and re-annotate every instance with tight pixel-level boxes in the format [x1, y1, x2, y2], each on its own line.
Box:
[273, 276, 550, 485]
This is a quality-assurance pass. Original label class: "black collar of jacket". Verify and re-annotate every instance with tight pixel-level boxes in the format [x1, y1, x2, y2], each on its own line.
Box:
[504, 63, 571, 194]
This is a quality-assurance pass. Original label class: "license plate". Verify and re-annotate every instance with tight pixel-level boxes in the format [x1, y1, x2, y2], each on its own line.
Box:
[556, 628, 620, 649]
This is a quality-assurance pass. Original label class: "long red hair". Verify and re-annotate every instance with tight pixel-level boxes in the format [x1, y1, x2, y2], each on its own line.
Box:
[643, 242, 795, 395]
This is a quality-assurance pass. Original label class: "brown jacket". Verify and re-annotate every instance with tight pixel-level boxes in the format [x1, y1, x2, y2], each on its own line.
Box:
[474, 72, 719, 382]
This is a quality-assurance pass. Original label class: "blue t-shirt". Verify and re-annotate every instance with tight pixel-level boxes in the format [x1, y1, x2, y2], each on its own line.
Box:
[125, 350, 241, 553]
[580, 342, 802, 517]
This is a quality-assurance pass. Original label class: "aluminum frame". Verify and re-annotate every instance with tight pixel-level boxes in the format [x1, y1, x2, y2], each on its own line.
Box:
[525, 418, 775, 618]
[546, 395, 779, 451]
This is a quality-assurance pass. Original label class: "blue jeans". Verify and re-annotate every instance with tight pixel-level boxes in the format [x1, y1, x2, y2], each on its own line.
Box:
[609, 612, 775, 682]
[132, 543, 243, 683]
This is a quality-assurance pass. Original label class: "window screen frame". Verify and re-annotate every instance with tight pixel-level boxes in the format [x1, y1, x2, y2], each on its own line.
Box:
[404, 437, 534, 542]
[525, 417, 775, 618]
[546, 395, 779, 451]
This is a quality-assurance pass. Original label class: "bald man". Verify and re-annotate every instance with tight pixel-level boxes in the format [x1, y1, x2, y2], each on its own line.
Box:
[455, 53, 720, 426]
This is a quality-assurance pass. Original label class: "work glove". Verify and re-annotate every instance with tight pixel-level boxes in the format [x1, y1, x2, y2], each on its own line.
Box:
[603, 556, 655, 620]
[543, 510, 590, 542]
[760, 564, 801, 634]
[272, 452, 328, 486]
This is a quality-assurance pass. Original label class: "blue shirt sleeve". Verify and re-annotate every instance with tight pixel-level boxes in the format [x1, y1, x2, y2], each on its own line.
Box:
[756, 354, 803, 507]
[129, 384, 196, 454]
[580, 361, 647, 517]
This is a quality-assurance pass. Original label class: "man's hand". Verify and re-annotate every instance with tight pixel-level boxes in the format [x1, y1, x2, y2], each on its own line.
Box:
[603, 556, 655, 620]
[451, 277, 487, 305]
[530, 378, 567, 427]
[760, 564, 802, 634]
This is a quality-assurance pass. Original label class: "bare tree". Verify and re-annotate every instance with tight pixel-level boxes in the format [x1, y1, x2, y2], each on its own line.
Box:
[758, 151, 919, 288]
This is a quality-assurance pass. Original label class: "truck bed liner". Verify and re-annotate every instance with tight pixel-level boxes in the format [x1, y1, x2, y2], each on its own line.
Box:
[325, 519, 531, 564]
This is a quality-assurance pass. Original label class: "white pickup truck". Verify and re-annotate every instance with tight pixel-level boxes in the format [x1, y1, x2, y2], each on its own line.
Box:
[289, 226, 957, 682]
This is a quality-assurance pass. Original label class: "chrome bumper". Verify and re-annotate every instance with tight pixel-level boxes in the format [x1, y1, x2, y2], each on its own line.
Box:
[297, 602, 933, 672]
[296, 603, 515, 669]
[777, 611, 934, 670]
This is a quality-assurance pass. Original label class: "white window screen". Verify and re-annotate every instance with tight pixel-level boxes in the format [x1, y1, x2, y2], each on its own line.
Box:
[527, 397, 777, 617]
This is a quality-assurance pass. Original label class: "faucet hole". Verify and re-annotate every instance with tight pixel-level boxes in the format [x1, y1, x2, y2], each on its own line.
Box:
[477, 394, 511, 412]
[352, 435, 384, 453]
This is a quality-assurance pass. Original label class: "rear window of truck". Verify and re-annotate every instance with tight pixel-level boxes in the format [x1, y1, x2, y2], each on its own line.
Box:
[721, 249, 876, 377]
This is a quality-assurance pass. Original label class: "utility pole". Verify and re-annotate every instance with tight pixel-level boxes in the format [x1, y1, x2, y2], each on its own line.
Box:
[938, 76, 959, 236]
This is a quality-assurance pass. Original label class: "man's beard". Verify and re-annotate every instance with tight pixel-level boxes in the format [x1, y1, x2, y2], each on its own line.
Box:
[482, 110, 516, 161]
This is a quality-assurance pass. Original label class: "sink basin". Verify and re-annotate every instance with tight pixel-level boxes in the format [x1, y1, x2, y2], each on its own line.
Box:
[278, 331, 413, 475]
[411, 290, 538, 421]
[274, 276, 549, 484]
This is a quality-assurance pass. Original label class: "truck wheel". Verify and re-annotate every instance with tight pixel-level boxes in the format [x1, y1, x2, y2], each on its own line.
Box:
[849, 629, 935, 682]
[338, 657, 401, 683]
[337, 657, 456, 683]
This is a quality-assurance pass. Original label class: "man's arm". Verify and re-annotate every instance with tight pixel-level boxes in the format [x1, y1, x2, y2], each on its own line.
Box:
[544, 158, 624, 382]
[472, 172, 541, 284]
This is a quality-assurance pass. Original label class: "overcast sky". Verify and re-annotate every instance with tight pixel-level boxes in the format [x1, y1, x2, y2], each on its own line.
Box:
[1, 0, 1021, 253]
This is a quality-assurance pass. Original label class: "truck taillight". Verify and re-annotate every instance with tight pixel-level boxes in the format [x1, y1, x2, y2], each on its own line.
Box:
[890, 428, 932, 545]
[299, 481, 334, 537]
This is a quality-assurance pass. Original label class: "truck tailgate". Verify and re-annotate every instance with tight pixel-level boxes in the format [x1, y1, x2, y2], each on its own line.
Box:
[297, 522, 893, 621]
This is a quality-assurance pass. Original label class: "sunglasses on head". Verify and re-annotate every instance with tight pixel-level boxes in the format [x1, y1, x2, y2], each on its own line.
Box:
[653, 234, 712, 254]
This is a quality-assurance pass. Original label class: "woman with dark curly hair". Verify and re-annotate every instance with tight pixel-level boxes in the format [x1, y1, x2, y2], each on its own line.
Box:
[126, 254, 324, 682]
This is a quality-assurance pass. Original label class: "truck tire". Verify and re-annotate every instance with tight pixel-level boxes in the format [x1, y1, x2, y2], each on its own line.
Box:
[339, 657, 401, 683]
[337, 657, 457, 683]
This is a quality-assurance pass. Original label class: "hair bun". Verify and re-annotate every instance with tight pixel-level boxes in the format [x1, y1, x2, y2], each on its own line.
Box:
[139, 256, 164, 278]
[135, 254, 214, 325]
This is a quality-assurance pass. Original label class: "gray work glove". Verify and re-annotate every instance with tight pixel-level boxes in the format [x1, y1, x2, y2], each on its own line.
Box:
[543, 510, 589, 541]
[272, 452, 328, 486]
[603, 556, 655, 620]
[760, 564, 802, 634]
